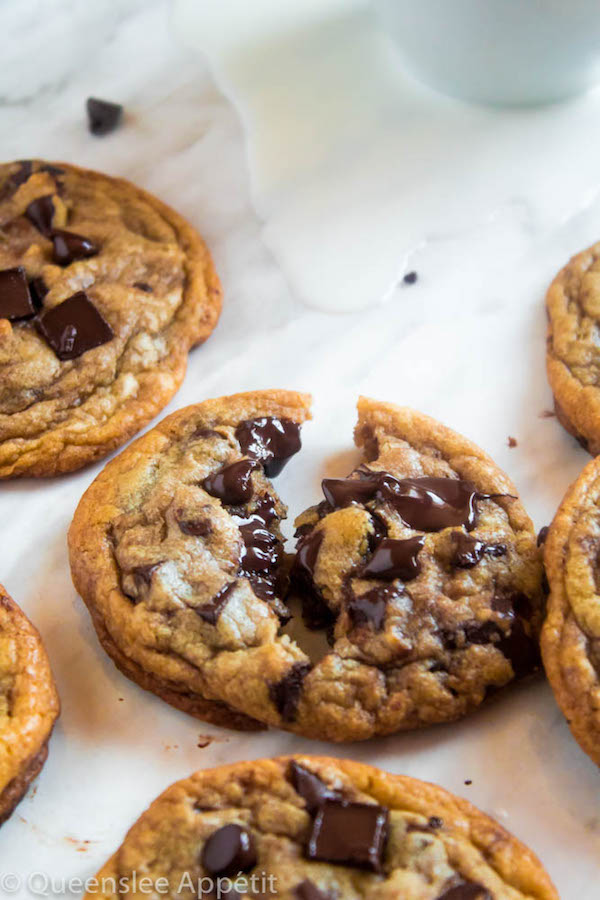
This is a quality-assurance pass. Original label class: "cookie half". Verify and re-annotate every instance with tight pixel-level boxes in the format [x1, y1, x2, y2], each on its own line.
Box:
[85, 756, 558, 900]
[542, 455, 600, 766]
[0, 584, 59, 824]
[288, 399, 544, 740]
[68, 389, 312, 731]
[69, 394, 543, 742]
[0, 159, 221, 477]
[546, 240, 600, 454]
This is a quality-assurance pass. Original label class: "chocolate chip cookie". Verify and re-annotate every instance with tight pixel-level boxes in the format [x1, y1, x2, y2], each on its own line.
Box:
[542, 455, 600, 766]
[85, 756, 558, 900]
[0, 159, 221, 477]
[69, 392, 543, 742]
[68, 390, 312, 731]
[546, 240, 600, 454]
[0, 584, 59, 825]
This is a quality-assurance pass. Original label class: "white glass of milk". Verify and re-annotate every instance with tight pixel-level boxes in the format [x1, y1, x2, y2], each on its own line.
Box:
[372, 0, 600, 105]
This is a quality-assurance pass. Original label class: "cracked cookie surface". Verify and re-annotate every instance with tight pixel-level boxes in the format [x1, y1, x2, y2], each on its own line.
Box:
[0, 159, 221, 477]
[0, 584, 59, 824]
[546, 240, 600, 454]
[542, 455, 600, 767]
[69, 394, 543, 743]
[85, 756, 558, 900]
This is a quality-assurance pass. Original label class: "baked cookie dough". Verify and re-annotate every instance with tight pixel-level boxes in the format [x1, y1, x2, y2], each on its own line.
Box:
[85, 756, 558, 900]
[0, 584, 59, 825]
[69, 393, 543, 742]
[0, 159, 221, 477]
[546, 240, 600, 454]
[542, 455, 600, 766]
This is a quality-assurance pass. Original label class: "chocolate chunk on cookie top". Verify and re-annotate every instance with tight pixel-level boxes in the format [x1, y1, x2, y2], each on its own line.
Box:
[83, 756, 558, 900]
[0, 159, 221, 477]
[290, 398, 544, 740]
[0, 585, 59, 826]
[542, 454, 600, 767]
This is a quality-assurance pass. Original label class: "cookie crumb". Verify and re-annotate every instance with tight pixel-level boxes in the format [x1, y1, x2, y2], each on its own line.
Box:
[403, 271, 418, 285]
[507, 436, 517, 448]
[539, 409, 555, 418]
[197, 735, 213, 748]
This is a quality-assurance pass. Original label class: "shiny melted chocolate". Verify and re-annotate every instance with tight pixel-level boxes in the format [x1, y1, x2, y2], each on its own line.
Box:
[236, 416, 301, 477]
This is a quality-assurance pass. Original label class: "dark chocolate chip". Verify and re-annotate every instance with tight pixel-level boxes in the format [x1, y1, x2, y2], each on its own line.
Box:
[178, 518, 212, 537]
[307, 799, 389, 872]
[436, 883, 491, 900]
[294, 529, 323, 580]
[406, 815, 444, 834]
[132, 562, 163, 587]
[52, 229, 98, 266]
[346, 584, 400, 631]
[270, 662, 311, 721]
[195, 582, 236, 626]
[203, 459, 257, 506]
[293, 880, 334, 900]
[323, 471, 497, 532]
[450, 532, 506, 569]
[201, 823, 256, 877]
[133, 281, 152, 292]
[289, 762, 341, 815]
[0, 267, 36, 320]
[86, 97, 123, 136]
[29, 276, 48, 309]
[496, 617, 540, 677]
[537, 525, 549, 546]
[403, 270, 418, 284]
[10, 160, 33, 188]
[36, 291, 113, 360]
[236, 417, 302, 477]
[361, 535, 424, 581]
[39, 164, 65, 177]
[26, 194, 55, 236]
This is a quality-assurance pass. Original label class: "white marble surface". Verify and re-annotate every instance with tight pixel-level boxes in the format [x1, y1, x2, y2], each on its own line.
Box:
[1, 0, 599, 897]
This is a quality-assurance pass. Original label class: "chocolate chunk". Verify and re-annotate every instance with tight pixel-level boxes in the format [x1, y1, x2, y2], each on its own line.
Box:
[133, 281, 152, 292]
[195, 582, 236, 626]
[39, 164, 65, 177]
[236, 417, 302, 477]
[361, 535, 424, 581]
[29, 277, 48, 309]
[0, 267, 36, 320]
[238, 516, 283, 597]
[293, 881, 334, 900]
[26, 195, 55, 236]
[289, 762, 341, 815]
[294, 529, 323, 581]
[436, 883, 491, 900]
[52, 229, 98, 266]
[270, 662, 311, 721]
[86, 97, 123, 136]
[321, 476, 380, 508]
[203, 459, 257, 505]
[132, 562, 163, 587]
[497, 617, 540, 677]
[201, 823, 256, 877]
[368, 511, 388, 550]
[9, 160, 33, 188]
[537, 525, 549, 546]
[307, 799, 389, 872]
[323, 471, 495, 532]
[403, 270, 418, 284]
[178, 518, 212, 537]
[450, 532, 506, 568]
[346, 584, 400, 631]
[36, 291, 114, 360]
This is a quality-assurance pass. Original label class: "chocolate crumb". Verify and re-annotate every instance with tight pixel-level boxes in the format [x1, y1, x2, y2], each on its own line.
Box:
[507, 436, 517, 448]
[539, 409, 555, 418]
[464, 779, 472, 785]
[403, 270, 418, 285]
